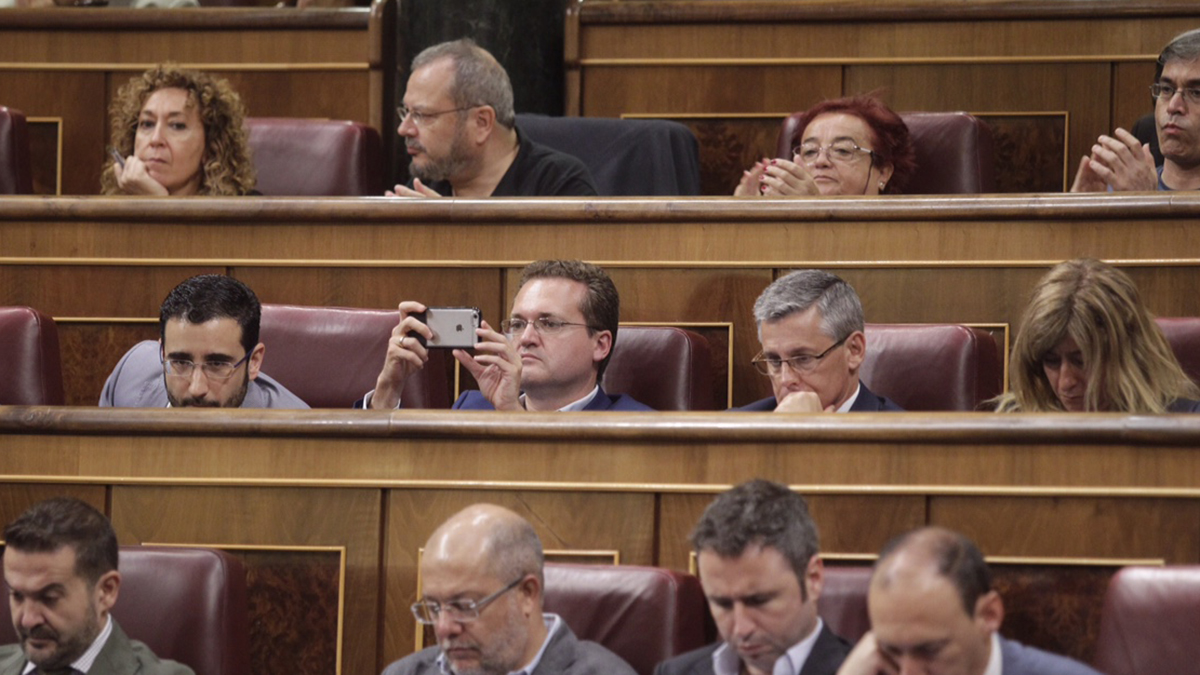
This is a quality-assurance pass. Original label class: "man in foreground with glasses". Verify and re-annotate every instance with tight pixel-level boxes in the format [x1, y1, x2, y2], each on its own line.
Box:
[732, 270, 901, 412]
[383, 504, 636, 675]
[1072, 28, 1200, 192]
[387, 38, 597, 198]
[656, 480, 850, 675]
[99, 274, 308, 408]
[360, 260, 652, 411]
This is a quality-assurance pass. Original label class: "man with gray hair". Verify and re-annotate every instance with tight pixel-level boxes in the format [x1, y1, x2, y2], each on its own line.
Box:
[388, 38, 597, 198]
[733, 270, 902, 412]
[382, 504, 636, 675]
[655, 479, 850, 675]
[1072, 28, 1200, 192]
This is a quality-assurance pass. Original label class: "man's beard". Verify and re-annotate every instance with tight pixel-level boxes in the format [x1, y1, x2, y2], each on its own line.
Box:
[409, 119, 473, 184]
[20, 603, 101, 669]
[440, 606, 527, 675]
[165, 367, 250, 408]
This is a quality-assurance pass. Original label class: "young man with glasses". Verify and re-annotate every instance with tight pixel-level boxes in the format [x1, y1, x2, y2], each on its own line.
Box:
[360, 260, 652, 411]
[732, 270, 902, 413]
[1072, 28, 1200, 192]
[99, 274, 308, 408]
[383, 504, 636, 675]
[388, 38, 597, 198]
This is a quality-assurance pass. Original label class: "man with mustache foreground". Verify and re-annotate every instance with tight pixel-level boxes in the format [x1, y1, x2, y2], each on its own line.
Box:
[387, 38, 597, 198]
[381, 504, 636, 675]
[655, 480, 851, 675]
[0, 497, 193, 675]
[1071, 28, 1200, 192]
[99, 274, 308, 409]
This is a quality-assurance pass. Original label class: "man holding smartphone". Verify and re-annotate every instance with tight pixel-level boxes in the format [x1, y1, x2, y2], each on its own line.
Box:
[359, 260, 652, 411]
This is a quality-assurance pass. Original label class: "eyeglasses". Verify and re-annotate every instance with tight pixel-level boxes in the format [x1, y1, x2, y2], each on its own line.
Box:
[792, 140, 875, 165]
[1150, 83, 1200, 106]
[396, 105, 478, 127]
[751, 336, 848, 376]
[411, 577, 523, 625]
[162, 352, 251, 381]
[500, 317, 597, 336]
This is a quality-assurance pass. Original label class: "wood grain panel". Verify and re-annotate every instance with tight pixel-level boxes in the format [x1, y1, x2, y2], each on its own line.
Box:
[383, 489, 655, 668]
[930, 496, 1200, 563]
[1112, 61, 1158, 133]
[59, 322, 160, 406]
[231, 267, 504, 314]
[581, 66, 841, 117]
[992, 564, 1111, 664]
[0, 265, 223, 316]
[110, 486, 381, 675]
[0, 484, 107, 526]
[0, 72, 107, 195]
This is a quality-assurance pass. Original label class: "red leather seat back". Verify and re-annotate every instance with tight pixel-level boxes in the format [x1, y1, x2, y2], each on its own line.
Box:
[776, 111, 996, 194]
[259, 304, 451, 408]
[602, 326, 717, 411]
[1155, 317, 1200, 385]
[860, 324, 1003, 411]
[820, 566, 872, 644]
[1092, 566, 1200, 675]
[245, 118, 383, 196]
[543, 563, 715, 675]
[0, 106, 33, 195]
[0, 546, 251, 675]
[0, 306, 64, 405]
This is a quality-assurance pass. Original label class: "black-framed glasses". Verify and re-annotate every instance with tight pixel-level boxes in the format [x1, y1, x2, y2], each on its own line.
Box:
[410, 576, 523, 625]
[792, 140, 875, 165]
[751, 335, 848, 376]
[500, 317, 597, 336]
[1150, 83, 1200, 106]
[162, 352, 251, 380]
[396, 105, 479, 127]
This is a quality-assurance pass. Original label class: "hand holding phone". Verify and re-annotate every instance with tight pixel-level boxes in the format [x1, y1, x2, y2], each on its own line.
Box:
[411, 307, 482, 349]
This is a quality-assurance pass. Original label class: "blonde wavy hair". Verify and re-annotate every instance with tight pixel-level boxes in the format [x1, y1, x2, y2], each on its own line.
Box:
[101, 65, 255, 196]
[995, 258, 1198, 413]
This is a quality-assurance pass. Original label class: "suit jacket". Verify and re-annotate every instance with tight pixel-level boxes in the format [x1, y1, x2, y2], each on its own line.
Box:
[998, 636, 1102, 675]
[381, 618, 636, 675]
[452, 387, 654, 411]
[654, 624, 850, 675]
[99, 340, 309, 409]
[730, 382, 904, 412]
[1169, 398, 1200, 412]
[0, 619, 194, 675]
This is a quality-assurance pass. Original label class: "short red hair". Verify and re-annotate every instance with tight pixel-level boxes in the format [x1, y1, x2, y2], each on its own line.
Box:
[790, 96, 916, 194]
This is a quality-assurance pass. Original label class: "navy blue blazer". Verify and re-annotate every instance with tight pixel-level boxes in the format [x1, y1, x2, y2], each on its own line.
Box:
[730, 382, 903, 412]
[998, 636, 1103, 675]
[453, 387, 654, 411]
[653, 624, 849, 675]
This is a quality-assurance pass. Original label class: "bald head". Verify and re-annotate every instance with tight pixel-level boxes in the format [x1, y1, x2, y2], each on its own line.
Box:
[424, 504, 545, 590]
[874, 527, 992, 617]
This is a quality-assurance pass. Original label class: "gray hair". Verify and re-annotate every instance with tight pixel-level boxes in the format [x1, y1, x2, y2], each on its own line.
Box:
[411, 38, 515, 129]
[753, 270, 864, 341]
[484, 515, 545, 588]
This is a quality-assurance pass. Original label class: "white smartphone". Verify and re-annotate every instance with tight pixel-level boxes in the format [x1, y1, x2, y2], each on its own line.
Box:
[413, 307, 481, 349]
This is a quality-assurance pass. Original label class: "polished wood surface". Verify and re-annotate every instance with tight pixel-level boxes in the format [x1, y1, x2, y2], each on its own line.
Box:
[568, 0, 1197, 193]
[0, 1, 395, 195]
[3, 194, 1200, 405]
[2, 406, 1200, 670]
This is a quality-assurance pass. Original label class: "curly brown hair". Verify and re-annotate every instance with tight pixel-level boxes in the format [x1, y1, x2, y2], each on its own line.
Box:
[101, 65, 255, 196]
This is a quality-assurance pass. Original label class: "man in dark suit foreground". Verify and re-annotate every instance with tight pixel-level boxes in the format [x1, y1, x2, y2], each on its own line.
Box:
[733, 270, 901, 412]
[655, 480, 851, 675]
[836, 527, 1102, 675]
[382, 504, 635, 675]
[0, 498, 192, 675]
[361, 259, 651, 411]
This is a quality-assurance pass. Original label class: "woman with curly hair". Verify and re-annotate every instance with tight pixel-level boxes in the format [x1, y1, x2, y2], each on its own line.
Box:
[102, 65, 256, 196]
[995, 258, 1200, 413]
[735, 95, 916, 197]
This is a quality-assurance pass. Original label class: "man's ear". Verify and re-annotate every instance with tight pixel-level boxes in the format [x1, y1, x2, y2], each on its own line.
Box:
[592, 330, 613, 367]
[469, 105, 497, 145]
[247, 343, 266, 381]
[844, 330, 866, 371]
[973, 589, 1004, 633]
[517, 574, 542, 617]
[804, 555, 825, 601]
[94, 570, 121, 616]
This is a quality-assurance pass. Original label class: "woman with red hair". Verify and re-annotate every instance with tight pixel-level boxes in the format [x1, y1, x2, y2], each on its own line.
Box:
[735, 95, 916, 196]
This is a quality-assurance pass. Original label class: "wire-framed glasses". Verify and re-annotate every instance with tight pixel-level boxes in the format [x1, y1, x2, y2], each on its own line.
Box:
[751, 335, 848, 376]
[410, 576, 523, 625]
[162, 352, 251, 380]
[791, 140, 874, 165]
